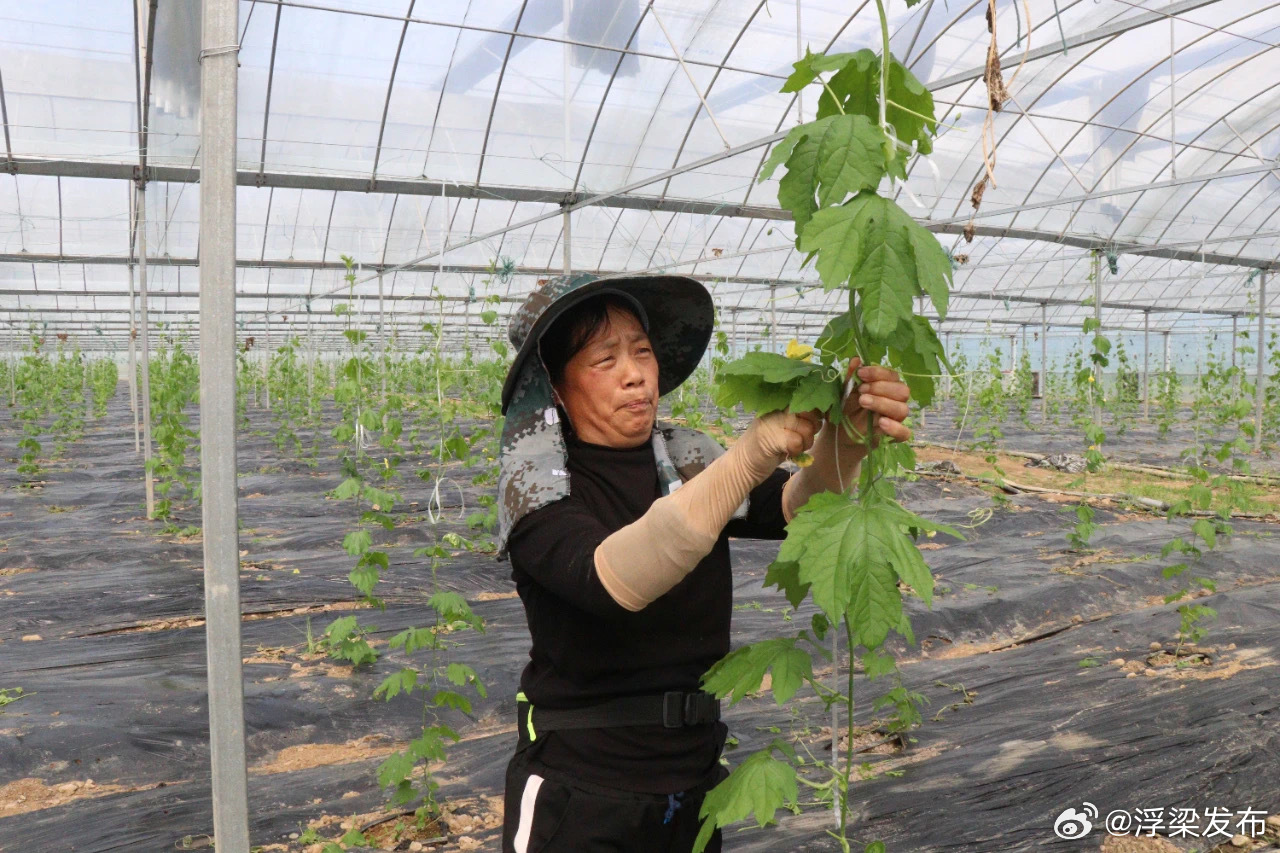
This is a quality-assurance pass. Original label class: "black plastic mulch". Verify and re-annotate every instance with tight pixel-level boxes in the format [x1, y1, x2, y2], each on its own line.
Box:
[1, 393, 1277, 853]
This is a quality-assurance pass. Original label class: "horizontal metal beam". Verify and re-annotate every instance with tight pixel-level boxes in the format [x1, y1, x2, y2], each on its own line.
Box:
[931, 224, 1280, 272]
[927, 0, 1227, 91]
[3, 157, 786, 221]
[931, 162, 1280, 227]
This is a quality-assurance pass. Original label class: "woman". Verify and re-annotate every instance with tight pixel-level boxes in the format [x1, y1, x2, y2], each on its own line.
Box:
[495, 273, 912, 852]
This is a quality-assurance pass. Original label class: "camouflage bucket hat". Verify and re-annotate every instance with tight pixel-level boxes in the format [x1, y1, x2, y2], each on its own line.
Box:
[500, 272, 714, 415]
[496, 272, 719, 557]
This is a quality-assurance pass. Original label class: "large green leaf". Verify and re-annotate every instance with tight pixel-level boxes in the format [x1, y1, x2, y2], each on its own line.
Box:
[719, 351, 816, 383]
[715, 353, 843, 419]
[815, 114, 889, 206]
[796, 199, 869, 291]
[814, 50, 880, 120]
[782, 48, 867, 93]
[775, 119, 832, 230]
[887, 316, 949, 407]
[701, 637, 814, 706]
[693, 748, 799, 853]
[905, 218, 952, 319]
[759, 123, 809, 183]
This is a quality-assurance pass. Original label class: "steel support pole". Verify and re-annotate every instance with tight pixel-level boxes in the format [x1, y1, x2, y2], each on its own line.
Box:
[378, 273, 386, 401]
[1256, 273, 1267, 452]
[1143, 310, 1151, 420]
[136, 184, 155, 518]
[263, 315, 271, 411]
[1231, 314, 1238, 370]
[563, 208, 572, 275]
[944, 329, 952, 402]
[199, 0, 251, 849]
[1040, 303, 1048, 419]
[128, 260, 140, 452]
[1093, 251, 1102, 427]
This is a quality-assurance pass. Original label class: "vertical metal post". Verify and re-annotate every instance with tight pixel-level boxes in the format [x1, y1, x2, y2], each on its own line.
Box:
[1256, 273, 1267, 452]
[1143, 310, 1151, 420]
[306, 301, 314, 416]
[1231, 314, 1238, 371]
[136, 183, 155, 519]
[263, 315, 272, 411]
[128, 260, 140, 452]
[1093, 251, 1102, 427]
[82, 340, 90, 418]
[1040, 303, 1048, 420]
[378, 274, 387, 402]
[943, 329, 952, 401]
[796, 0, 804, 125]
[1008, 334, 1016, 371]
[1169, 15, 1177, 180]
[730, 309, 737, 361]
[563, 208, 572, 274]
[200, 0, 251, 850]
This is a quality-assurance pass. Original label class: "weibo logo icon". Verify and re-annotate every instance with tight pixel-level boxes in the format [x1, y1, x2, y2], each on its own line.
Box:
[1053, 802, 1098, 839]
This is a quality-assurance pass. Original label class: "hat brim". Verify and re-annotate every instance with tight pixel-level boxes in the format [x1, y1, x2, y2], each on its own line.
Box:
[500, 274, 713, 415]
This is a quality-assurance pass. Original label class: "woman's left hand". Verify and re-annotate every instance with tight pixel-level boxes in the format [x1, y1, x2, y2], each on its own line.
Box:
[833, 357, 912, 446]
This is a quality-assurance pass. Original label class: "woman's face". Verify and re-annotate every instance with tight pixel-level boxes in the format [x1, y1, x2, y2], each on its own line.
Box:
[553, 306, 660, 448]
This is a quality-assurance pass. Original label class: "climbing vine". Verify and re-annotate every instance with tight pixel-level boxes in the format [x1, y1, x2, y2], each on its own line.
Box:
[693, 33, 958, 852]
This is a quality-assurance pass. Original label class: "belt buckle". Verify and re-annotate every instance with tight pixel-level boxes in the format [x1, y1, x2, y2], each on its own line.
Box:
[662, 691, 685, 728]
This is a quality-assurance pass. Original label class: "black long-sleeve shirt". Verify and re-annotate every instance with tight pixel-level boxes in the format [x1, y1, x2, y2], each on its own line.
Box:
[505, 430, 791, 794]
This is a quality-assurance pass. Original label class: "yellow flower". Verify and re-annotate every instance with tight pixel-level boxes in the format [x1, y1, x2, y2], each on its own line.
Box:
[1087, 375, 1095, 383]
[785, 338, 814, 362]
[383, 457, 390, 469]
[792, 452, 814, 467]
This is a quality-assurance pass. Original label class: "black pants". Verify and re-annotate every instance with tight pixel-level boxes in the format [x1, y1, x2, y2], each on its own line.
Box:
[501, 737, 727, 853]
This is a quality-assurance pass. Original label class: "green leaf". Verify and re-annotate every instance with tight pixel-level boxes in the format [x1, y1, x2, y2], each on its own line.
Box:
[764, 560, 810, 608]
[429, 591, 483, 631]
[374, 668, 419, 701]
[719, 351, 815, 384]
[813, 49, 880, 120]
[1192, 518, 1217, 549]
[797, 198, 870, 291]
[433, 689, 472, 713]
[814, 114, 889, 206]
[888, 316, 947, 407]
[775, 121, 829, 230]
[759, 124, 810, 183]
[389, 626, 437, 655]
[846, 198, 917, 343]
[377, 750, 415, 789]
[775, 492, 902, 646]
[788, 369, 842, 415]
[701, 637, 814, 706]
[905, 219, 953, 319]
[693, 747, 798, 853]
[342, 529, 372, 556]
[781, 49, 865, 93]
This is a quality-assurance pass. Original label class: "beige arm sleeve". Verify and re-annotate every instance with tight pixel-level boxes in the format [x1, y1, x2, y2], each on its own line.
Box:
[594, 412, 806, 612]
[780, 423, 863, 523]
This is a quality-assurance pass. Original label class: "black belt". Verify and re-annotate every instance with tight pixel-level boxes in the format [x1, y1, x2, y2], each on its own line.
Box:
[517, 690, 720, 738]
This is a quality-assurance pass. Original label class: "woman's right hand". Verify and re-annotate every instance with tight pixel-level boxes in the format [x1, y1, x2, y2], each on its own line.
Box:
[739, 409, 822, 472]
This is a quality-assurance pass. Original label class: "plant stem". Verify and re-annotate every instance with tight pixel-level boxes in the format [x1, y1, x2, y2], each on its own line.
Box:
[841, 618, 856, 846]
[873, 0, 891, 133]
